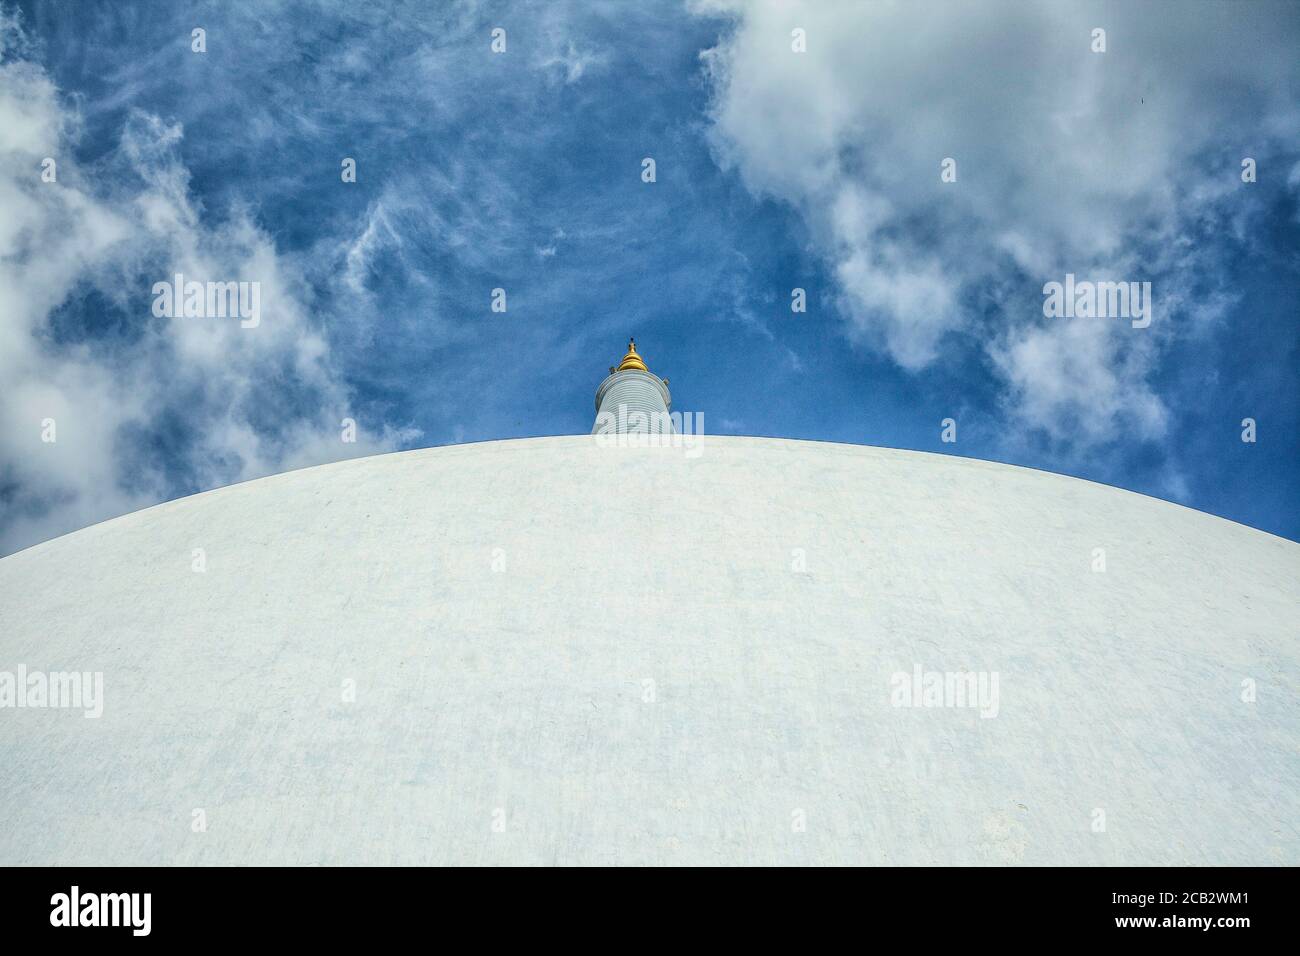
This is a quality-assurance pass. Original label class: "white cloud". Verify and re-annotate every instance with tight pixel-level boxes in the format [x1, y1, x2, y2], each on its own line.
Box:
[695, 0, 1299, 445]
[990, 316, 1167, 446]
[0, 21, 411, 555]
[538, 41, 610, 85]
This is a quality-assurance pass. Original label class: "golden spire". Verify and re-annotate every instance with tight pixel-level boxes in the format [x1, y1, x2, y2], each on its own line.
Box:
[616, 338, 648, 373]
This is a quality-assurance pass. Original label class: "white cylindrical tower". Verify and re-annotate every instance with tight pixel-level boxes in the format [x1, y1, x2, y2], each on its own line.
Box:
[592, 339, 674, 436]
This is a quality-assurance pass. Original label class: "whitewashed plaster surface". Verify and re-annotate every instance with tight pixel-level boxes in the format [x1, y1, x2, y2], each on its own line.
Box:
[1, 436, 1296, 865]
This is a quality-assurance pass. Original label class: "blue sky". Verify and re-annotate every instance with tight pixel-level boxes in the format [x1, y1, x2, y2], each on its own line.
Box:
[1, 0, 1297, 554]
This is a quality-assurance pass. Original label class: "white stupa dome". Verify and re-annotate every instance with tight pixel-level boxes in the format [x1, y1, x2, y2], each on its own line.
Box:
[1, 434, 1296, 865]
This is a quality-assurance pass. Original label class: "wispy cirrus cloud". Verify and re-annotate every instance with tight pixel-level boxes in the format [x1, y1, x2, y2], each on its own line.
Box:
[0, 12, 414, 554]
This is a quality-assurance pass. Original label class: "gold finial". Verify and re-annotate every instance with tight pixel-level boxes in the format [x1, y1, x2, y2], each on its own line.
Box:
[616, 338, 648, 373]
